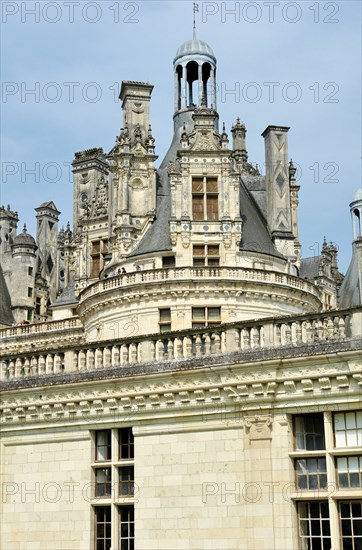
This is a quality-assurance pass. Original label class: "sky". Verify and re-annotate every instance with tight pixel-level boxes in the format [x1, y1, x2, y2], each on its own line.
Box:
[1, 0, 361, 272]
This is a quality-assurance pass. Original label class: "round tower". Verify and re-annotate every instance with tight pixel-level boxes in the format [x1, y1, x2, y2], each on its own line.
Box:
[350, 188, 362, 241]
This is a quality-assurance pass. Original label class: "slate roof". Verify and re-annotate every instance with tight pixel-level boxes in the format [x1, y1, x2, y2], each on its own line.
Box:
[51, 281, 78, 308]
[239, 177, 283, 258]
[0, 264, 14, 325]
[300, 256, 321, 280]
[339, 241, 362, 307]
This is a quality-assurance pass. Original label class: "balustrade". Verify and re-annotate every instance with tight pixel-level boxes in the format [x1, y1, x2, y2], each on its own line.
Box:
[0, 309, 358, 381]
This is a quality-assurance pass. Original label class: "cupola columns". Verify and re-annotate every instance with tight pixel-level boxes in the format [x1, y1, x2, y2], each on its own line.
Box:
[350, 189, 362, 241]
[173, 38, 217, 114]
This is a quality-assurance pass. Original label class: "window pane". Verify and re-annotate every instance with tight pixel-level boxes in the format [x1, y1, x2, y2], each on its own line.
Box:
[160, 309, 171, 322]
[295, 414, 325, 451]
[206, 179, 218, 192]
[193, 245, 204, 256]
[208, 307, 221, 320]
[334, 413, 345, 430]
[192, 308, 205, 320]
[119, 428, 134, 460]
[208, 245, 219, 256]
[96, 430, 111, 461]
[192, 196, 204, 220]
[357, 412, 362, 429]
[346, 413, 357, 429]
[192, 179, 203, 192]
[335, 431, 346, 448]
[206, 195, 218, 221]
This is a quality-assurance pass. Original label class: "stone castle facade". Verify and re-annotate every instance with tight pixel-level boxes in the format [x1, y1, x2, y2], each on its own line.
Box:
[0, 32, 361, 550]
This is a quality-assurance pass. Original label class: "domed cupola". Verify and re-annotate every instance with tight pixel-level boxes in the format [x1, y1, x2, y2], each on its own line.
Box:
[12, 224, 37, 256]
[173, 31, 217, 114]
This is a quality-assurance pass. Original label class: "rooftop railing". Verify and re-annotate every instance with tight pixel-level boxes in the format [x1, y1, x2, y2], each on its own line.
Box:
[1, 308, 360, 382]
[78, 267, 322, 302]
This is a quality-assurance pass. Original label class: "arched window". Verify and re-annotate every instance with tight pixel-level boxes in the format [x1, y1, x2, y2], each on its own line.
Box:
[186, 61, 198, 107]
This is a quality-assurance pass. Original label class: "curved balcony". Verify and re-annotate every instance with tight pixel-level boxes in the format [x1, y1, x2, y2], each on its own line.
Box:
[79, 266, 322, 303]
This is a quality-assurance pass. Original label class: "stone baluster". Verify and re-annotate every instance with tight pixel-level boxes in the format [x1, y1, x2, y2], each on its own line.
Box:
[104, 347, 111, 368]
[31, 356, 38, 376]
[338, 316, 346, 338]
[46, 354, 54, 374]
[23, 358, 30, 377]
[284, 324, 292, 345]
[78, 350, 86, 370]
[95, 348, 103, 369]
[184, 336, 193, 358]
[112, 345, 120, 366]
[251, 327, 261, 348]
[195, 334, 203, 356]
[212, 332, 221, 353]
[38, 355, 46, 375]
[121, 344, 129, 365]
[15, 358, 23, 378]
[275, 325, 281, 346]
[305, 320, 314, 343]
[1, 360, 8, 380]
[174, 337, 183, 358]
[295, 321, 303, 344]
[327, 316, 334, 339]
[157, 339, 164, 361]
[54, 354, 62, 373]
[130, 343, 138, 364]
[167, 339, 174, 359]
[72, 351, 78, 371]
[87, 349, 95, 370]
[204, 333, 211, 355]
[8, 360, 15, 378]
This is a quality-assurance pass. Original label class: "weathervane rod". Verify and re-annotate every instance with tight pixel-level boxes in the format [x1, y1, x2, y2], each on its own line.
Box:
[193, 3, 199, 40]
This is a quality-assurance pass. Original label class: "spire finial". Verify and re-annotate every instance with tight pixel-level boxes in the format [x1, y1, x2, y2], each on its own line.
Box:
[193, 3, 199, 40]
[23, 223, 27, 233]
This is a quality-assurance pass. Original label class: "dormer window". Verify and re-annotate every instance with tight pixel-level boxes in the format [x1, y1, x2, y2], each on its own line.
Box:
[192, 177, 218, 221]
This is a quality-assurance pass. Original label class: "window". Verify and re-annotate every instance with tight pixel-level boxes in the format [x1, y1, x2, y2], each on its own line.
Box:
[340, 501, 362, 550]
[95, 506, 111, 550]
[119, 466, 134, 497]
[192, 177, 218, 221]
[337, 457, 362, 489]
[119, 506, 134, 550]
[294, 413, 362, 550]
[96, 430, 111, 461]
[193, 244, 220, 267]
[28, 266, 33, 276]
[91, 239, 109, 278]
[119, 428, 134, 460]
[35, 297, 41, 315]
[296, 458, 327, 490]
[96, 468, 112, 497]
[298, 501, 331, 550]
[192, 307, 221, 328]
[93, 429, 135, 549]
[162, 256, 175, 269]
[27, 287, 33, 298]
[295, 414, 325, 451]
[334, 411, 362, 448]
[159, 308, 171, 333]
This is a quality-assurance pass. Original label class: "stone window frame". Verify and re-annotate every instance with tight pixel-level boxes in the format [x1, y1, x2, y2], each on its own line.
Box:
[192, 306, 221, 328]
[291, 411, 362, 550]
[192, 176, 219, 221]
[193, 244, 220, 267]
[92, 428, 135, 550]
